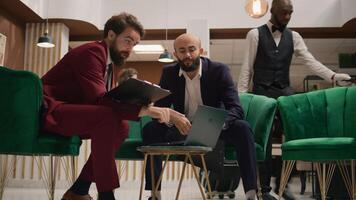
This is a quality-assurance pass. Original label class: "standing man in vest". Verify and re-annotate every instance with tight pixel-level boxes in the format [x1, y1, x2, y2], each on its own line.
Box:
[238, 0, 351, 199]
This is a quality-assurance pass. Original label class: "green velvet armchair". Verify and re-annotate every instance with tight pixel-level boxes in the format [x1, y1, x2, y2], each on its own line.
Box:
[277, 86, 356, 200]
[0, 67, 82, 200]
[115, 93, 277, 199]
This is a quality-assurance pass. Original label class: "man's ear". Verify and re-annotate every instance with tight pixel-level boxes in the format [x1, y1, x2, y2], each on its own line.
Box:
[108, 30, 116, 41]
[199, 47, 204, 55]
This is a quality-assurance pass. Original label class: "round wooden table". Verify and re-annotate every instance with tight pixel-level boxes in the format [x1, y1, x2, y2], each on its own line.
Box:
[137, 145, 213, 200]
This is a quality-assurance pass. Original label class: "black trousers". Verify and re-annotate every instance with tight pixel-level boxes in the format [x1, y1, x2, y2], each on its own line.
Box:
[253, 84, 294, 193]
[142, 119, 257, 193]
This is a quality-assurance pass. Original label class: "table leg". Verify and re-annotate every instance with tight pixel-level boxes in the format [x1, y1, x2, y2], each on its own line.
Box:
[150, 154, 156, 200]
[200, 154, 213, 199]
[175, 156, 188, 200]
[188, 154, 206, 200]
[154, 154, 171, 194]
[139, 154, 148, 200]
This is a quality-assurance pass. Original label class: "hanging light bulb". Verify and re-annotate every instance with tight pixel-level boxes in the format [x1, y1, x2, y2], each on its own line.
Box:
[37, 2, 55, 48]
[37, 31, 55, 48]
[158, 0, 174, 63]
[158, 49, 174, 63]
[245, 0, 269, 19]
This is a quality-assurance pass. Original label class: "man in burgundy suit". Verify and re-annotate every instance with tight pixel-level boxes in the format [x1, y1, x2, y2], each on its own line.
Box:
[41, 13, 179, 200]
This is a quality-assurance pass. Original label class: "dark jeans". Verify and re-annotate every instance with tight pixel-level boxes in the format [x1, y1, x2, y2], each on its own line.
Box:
[142, 119, 257, 193]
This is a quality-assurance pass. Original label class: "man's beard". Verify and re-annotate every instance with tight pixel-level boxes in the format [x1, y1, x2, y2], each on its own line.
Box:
[178, 56, 200, 72]
[273, 15, 288, 31]
[109, 44, 128, 66]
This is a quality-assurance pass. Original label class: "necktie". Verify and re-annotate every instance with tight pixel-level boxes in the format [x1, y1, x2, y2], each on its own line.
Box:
[105, 63, 113, 91]
[272, 25, 285, 33]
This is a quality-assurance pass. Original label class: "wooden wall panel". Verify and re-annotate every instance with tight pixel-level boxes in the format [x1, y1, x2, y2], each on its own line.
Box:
[0, 8, 25, 69]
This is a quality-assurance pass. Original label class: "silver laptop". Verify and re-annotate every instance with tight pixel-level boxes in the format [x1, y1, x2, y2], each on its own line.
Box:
[152, 105, 228, 148]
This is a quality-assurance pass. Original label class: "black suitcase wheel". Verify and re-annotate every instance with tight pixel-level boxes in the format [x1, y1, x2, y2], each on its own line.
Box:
[228, 193, 235, 199]
[218, 194, 225, 199]
[207, 193, 214, 199]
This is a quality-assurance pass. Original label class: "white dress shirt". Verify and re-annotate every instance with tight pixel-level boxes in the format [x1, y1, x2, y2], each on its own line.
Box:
[238, 21, 335, 93]
[179, 59, 203, 121]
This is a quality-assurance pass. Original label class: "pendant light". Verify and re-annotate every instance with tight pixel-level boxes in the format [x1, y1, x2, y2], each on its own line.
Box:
[37, 2, 55, 48]
[158, 0, 174, 63]
[245, 0, 269, 19]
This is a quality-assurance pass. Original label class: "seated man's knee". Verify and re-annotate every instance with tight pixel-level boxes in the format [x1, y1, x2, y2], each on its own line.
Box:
[142, 121, 161, 141]
[231, 120, 252, 132]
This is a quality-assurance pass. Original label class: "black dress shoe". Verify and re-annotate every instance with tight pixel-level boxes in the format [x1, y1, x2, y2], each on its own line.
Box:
[262, 192, 277, 200]
[148, 196, 159, 200]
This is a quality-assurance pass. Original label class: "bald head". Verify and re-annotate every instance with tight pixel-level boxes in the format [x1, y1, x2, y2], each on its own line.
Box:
[270, 0, 293, 27]
[173, 33, 201, 51]
[173, 33, 203, 74]
[271, 0, 293, 10]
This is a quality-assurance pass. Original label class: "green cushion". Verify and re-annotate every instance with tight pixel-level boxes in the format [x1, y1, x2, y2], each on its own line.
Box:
[34, 133, 82, 156]
[116, 116, 152, 159]
[226, 93, 277, 161]
[278, 86, 356, 161]
[282, 137, 356, 161]
[116, 138, 143, 160]
[0, 67, 81, 156]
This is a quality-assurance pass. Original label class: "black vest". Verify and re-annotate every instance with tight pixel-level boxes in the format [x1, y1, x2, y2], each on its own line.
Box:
[253, 24, 294, 89]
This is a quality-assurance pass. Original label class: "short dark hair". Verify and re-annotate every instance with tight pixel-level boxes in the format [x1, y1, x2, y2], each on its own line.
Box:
[103, 12, 145, 38]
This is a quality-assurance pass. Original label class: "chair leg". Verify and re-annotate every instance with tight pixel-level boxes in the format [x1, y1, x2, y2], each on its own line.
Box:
[139, 154, 148, 200]
[187, 154, 206, 200]
[278, 160, 295, 200]
[315, 162, 336, 200]
[300, 171, 306, 194]
[70, 156, 77, 184]
[175, 156, 188, 200]
[256, 167, 263, 200]
[0, 155, 17, 200]
[200, 154, 213, 199]
[353, 160, 355, 200]
[337, 160, 355, 200]
[35, 156, 59, 200]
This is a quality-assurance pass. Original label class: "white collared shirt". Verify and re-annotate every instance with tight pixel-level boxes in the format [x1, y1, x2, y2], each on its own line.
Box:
[238, 21, 335, 93]
[179, 59, 203, 121]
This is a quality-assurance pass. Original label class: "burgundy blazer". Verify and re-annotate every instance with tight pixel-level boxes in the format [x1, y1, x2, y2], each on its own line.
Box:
[41, 41, 141, 129]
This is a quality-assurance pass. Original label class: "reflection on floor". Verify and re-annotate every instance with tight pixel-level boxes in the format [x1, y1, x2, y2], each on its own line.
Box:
[3, 177, 317, 200]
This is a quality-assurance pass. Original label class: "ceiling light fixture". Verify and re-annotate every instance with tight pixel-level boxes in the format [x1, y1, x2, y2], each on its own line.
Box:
[133, 44, 164, 54]
[245, 0, 269, 19]
[158, 0, 174, 63]
[37, 2, 55, 48]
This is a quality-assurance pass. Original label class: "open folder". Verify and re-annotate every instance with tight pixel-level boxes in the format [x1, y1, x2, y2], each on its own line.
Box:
[105, 78, 171, 105]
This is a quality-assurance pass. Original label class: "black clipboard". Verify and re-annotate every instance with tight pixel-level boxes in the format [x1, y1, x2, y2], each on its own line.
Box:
[105, 78, 171, 105]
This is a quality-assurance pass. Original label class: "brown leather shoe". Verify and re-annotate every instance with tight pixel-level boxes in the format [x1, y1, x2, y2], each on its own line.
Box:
[61, 190, 93, 200]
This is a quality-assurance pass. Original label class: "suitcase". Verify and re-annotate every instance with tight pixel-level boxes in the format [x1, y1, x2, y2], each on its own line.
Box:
[200, 160, 241, 199]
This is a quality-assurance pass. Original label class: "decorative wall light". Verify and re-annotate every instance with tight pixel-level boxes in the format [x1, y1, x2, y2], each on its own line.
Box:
[245, 0, 269, 19]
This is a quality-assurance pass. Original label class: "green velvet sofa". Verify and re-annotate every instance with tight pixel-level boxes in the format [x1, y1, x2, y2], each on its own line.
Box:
[0, 67, 81, 200]
[277, 86, 356, 200]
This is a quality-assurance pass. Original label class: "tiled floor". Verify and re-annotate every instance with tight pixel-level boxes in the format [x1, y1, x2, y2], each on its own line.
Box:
[2, 177, 318, 200]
